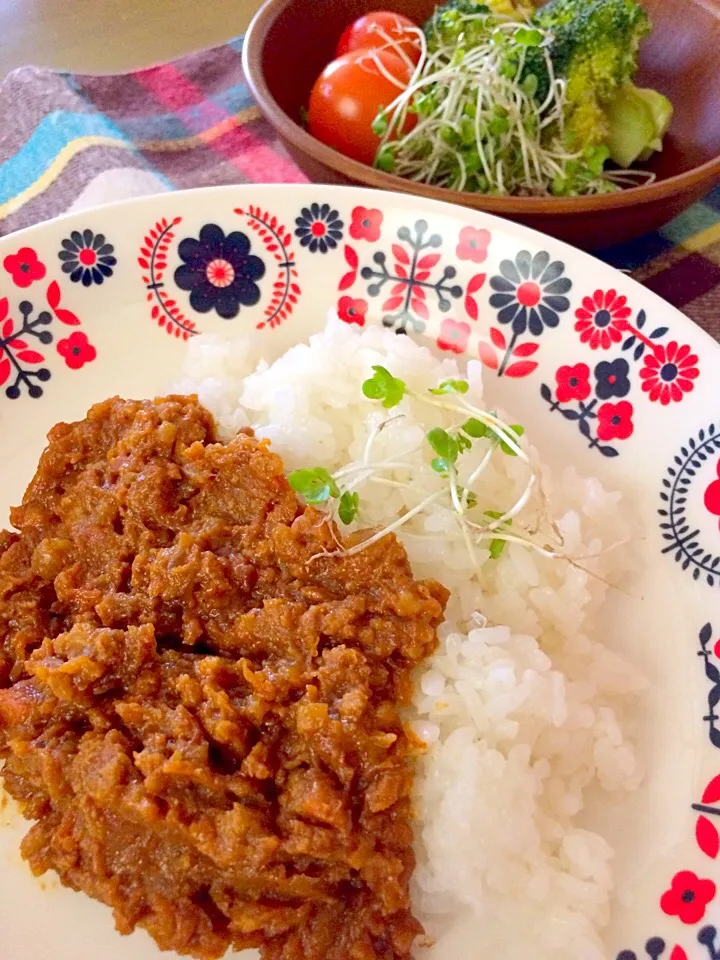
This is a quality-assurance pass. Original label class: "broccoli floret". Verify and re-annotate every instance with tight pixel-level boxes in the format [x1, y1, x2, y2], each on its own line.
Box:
[425, 0, 533, 50]
[525, 0, 672, 164]
[413, 0, 672, 196]
[605, 83, 673, 166]
[535, 0, 649, 95]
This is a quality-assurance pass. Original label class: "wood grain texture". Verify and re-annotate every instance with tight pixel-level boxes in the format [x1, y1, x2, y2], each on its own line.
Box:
[244, 0, 720, 250]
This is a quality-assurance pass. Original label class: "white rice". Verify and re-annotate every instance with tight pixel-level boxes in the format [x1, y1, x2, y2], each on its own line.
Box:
[174, 317, 645, 960]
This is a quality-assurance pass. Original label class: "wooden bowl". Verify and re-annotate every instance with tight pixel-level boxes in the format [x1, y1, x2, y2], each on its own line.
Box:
[243, 0, 720, 250]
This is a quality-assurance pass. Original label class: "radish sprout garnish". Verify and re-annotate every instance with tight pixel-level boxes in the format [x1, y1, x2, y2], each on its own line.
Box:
[372, 10, 656, 196]
[289, 367, 571, 569]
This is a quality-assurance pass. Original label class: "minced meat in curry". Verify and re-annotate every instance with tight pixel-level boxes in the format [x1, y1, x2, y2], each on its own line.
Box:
[0, 396, 448, 960]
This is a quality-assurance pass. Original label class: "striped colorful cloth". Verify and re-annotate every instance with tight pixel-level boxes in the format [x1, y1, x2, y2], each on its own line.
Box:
[0, 37, 719, 338]
[0, 38, 306, 235]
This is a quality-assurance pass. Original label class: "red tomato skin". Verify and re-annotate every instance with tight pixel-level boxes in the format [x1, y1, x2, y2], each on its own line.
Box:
[308, 49, 415, 166]
[336, 11, 421, 63]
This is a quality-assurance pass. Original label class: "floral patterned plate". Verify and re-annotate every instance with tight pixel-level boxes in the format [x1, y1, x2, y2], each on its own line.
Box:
[1, 184, 720, 960]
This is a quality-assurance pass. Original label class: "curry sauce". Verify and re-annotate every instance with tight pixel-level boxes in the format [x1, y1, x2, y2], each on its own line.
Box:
[0, 396, 448, 960]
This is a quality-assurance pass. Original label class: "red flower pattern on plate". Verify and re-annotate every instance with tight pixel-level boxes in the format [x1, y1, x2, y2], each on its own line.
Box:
[574, 289, 631, 350]
[596, 400, 633, 441]
[437, 318, 470, 354]
[555, 363, 591, 403]
[456, 226, 491, 264]
[349, 206, 383, 242]
[337, 296, 367, 326]
[639, 341, 699, 404]
[660, 870, 716, 925]
[705, 461, 720, 530]
[57, 331, 97, 370]
[695, 773, 720, 858]
[3, 247, 46, 288]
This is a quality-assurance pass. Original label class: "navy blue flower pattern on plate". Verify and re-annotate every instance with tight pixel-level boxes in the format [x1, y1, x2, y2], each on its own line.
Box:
[489, 250, 571, 336]
[174, 224, 265, 320]
[295, 203, 344, 254]
[594, 358, 631, 399]
[58, 229, 116, 287]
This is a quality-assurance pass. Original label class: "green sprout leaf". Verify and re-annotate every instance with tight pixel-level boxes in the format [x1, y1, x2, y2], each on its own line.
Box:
[459, 116, 476, 146]
[383, 381, 406, 409]
[375, 145, 396, 173]
[429, 378, 469, 395]
[362, 365, 406, 409]
[338, 491, 360, 525]
[414, 92, 435, 117]
[427, 427, 459, 464]
[485, 510, 512, 559]
[462, 417, 489, 439]
[488, 115, 510, 136]
[514, 26, 544, 47]
[431, 456, 449, 476]
[499, 55, 518, 79]
[457, 485, 478, 509]
[489, 538, 508, 559]
[457, 433, 472, 453]
[499, 424, 525, 456]
[521, 73, 538, 99]
[372, 110, 389, 137]
[288, 467, 340, 504]
[362, 379, 384, 400]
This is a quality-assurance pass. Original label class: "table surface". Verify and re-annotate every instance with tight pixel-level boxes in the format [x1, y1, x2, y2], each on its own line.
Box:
[0, 0, 263, 75]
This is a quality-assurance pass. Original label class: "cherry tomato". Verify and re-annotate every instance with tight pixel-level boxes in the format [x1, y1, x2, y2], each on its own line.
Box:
[308, 48, 415, 166]
[336, 11, 421, 64]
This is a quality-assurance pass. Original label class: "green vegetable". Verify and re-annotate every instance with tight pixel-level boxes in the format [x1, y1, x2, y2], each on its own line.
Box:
[424, 1, 493, 51]
[288, 468, 340, 504]
[585, 144, 611, 177]
[372, 111, 389, 137]
[487, 115, 510, 136]
[462, 418, 489, 439]
[634, 87, 674, 161]
[489, 537, 509, 559]
[499, 424, 525, 456]
[280, 371, 549, 570]
[362, 366, 406, 408]
[427, 427, 459, 464]
[525, 0, 671, 168]
[289, 469, 360, 523]
[521, 73, 539, 99]
[375, 145, 397, 173]
[457, 484, 478, 508]
[514, 26, 544, 47]
[485, 510, 513, 559]
[338, 491, 360, 525]
[606, 83, 673, 167]
[429, 378, 469, 395]
[379, 0, 669, 198]
[425, 0, 534, 49]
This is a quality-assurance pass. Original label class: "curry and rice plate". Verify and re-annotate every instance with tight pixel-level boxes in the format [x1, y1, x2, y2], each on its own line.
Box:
[0, 318, 643, 959]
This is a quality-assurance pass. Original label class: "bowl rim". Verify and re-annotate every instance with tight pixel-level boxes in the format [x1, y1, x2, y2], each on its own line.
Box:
[243, 0, 720, 215]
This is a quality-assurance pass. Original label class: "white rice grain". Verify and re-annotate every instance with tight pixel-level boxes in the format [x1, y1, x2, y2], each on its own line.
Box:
[175, 316, 646, 959]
